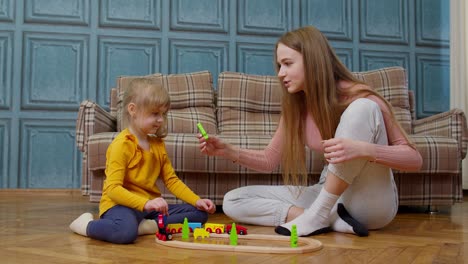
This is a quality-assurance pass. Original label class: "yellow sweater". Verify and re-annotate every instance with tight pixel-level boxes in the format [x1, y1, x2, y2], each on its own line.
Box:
[99, 129, 200, 216]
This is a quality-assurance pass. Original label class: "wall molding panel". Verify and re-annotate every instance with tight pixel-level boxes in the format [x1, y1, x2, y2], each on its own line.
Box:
[20, 120, 79, 188]
[99, 0, 161, 29]
[300, 0, 352, 41]
[237, 43, 275, 75]
[0, 0, 14, 22]
[416, 54, 450, 117]
[24, 0, 90, 26]
[360, 0, 408, 44]
[416, 0, 450, 47]
[0, 31, 12, 109]
[170, 39, 228, 84]
[98, 36, 160, 107]
[359, 50, 409, 71]
[335, 48, 353, 70]
[0, 0, 450, 189]
[22, 32, 88, 110]
[170, 0, 228, 33]
[238, 0, 292, 35]
[0, 119, 9, 188]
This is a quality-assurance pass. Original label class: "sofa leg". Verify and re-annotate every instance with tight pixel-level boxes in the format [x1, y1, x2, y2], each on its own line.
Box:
[426, 205, 439, 214]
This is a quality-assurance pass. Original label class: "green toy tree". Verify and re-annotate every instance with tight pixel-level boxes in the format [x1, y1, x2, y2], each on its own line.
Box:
[182, 217, 189, 240]
[229, 223, 238, 246]
[290, 224, 298, 248]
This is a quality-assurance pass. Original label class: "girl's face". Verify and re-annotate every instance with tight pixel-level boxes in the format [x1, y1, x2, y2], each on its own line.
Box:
[276, 43, 305, 93]
[134, 105, 168, 135]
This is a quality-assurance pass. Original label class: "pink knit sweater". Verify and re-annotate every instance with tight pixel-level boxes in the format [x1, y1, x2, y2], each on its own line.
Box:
[235, 95, 423, 173]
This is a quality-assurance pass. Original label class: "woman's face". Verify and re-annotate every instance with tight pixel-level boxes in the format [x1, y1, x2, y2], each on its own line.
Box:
[276, 43, 305, 93]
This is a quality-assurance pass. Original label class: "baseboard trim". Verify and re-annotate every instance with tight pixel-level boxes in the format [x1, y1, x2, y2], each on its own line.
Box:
[0, 188, 82, 196]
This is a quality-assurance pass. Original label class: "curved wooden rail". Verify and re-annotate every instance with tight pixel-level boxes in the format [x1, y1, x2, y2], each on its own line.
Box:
[155, 233, 322, 254]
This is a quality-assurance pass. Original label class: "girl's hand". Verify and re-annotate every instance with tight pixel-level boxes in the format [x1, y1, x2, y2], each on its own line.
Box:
[197, 134, 226, 157]
[322, 138, 374, 164]
[195, 199, 216, 214]
[144, 197, 169, 215]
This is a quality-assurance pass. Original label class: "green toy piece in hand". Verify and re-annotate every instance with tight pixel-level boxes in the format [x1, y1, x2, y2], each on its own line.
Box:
[197, 123, 209, 139]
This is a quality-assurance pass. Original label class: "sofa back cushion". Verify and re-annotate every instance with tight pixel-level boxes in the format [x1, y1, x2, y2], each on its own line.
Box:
[217, 67, 411, 135]
[115, 71, 217, 134]
[217, 72, 282, 135]
[353, 67, 412, 134]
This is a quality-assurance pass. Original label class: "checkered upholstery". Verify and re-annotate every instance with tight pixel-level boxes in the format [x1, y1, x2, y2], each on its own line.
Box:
[353, 67, 412, 134]
[115, 71, 217, 134]
[217, 72, 282, 135]
[76, 67, 467, 206]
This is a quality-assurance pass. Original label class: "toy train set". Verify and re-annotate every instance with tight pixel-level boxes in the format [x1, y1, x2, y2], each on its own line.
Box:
[154, 214, 323, 254]
[166, 222, 248, 235]
[155, 215, 248, 241]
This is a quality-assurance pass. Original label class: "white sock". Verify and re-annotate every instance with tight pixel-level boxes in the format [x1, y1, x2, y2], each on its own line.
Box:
[277, 188, 339, 236]
[69, 212, 93, 236]
[332, 217, 355, 234]
[138, 219, 158, 235]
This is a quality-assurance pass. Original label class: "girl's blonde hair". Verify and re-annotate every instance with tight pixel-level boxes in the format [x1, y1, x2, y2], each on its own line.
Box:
[275, 26, 414, 187]
[122, 77, 170, 138]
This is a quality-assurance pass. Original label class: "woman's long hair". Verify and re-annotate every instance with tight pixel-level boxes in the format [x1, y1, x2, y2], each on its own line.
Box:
[275, 26, 412, 187]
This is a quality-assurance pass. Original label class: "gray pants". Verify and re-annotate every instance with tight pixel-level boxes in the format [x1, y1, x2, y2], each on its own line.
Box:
[223, 98, 398, 230]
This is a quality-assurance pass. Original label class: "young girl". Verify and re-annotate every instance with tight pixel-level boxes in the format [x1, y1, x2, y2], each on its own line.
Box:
[197, 26, 422, 237]
[70, 78, 216, 244]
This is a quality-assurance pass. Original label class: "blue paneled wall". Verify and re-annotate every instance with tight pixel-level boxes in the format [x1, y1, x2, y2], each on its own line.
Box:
[0, 0, 449, 189]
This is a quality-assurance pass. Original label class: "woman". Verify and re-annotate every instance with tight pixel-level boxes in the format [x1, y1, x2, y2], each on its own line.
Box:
[197, 26, 422, 237]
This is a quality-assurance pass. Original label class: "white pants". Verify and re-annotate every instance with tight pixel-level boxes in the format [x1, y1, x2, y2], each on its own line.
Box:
[223, 98, 398, 230]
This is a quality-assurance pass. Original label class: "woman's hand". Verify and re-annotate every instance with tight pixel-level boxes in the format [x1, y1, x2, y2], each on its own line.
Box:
[195, 199, 216, 214]
[197, 134, 227, 157]
[144, 197, 169, 215]
[322, 138, 374, 164]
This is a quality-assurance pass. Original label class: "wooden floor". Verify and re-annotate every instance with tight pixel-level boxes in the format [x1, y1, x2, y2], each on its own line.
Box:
[0, 190, 466, 264]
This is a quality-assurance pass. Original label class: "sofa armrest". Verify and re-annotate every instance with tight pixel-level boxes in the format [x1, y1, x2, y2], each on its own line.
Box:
[76, 100, 117, 152]
[412, 108, 468, 159]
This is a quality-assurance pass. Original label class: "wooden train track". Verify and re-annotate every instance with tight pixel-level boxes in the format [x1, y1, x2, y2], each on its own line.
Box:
[155, 233, 322, 254]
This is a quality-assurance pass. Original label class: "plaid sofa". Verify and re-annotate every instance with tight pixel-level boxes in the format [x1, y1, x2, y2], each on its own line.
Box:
[76, 67, 468, 207]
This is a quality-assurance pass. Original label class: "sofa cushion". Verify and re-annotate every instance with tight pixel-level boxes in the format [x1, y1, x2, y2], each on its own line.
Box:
[353, 67, 412, 134]
[217, 72, 282, 135]
[76, 100, 117, 152]
[408, 135, 460, 173]
[163, 133, 324, 174]
[115, 71, 217, 134]
[217, 67, 411, 135]
[87, 132, 119, 170]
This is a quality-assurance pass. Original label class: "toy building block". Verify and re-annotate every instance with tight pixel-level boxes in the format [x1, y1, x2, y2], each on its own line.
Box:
[193, 228, 210, 239]
[187, 222, 202, 232]
[229, 223, 238, 246]
[197, 123, 209, 139]
[290, 224, 298, 248]
[182, 217, 189, 240]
